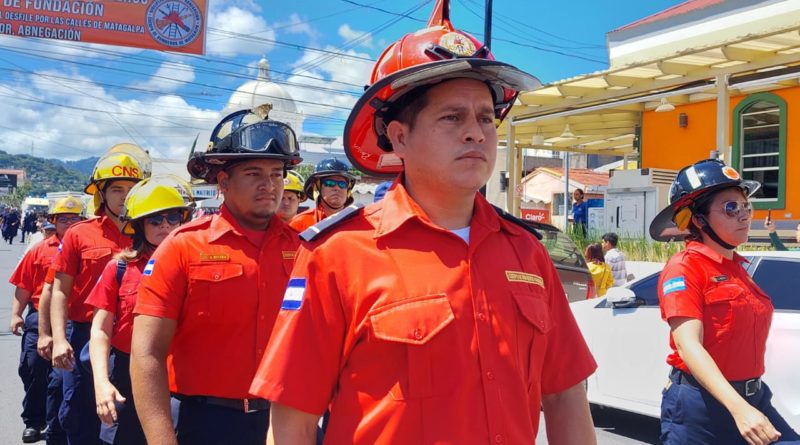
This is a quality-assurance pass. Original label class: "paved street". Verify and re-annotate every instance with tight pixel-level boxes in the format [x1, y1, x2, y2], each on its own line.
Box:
[0, 237, 660, 445]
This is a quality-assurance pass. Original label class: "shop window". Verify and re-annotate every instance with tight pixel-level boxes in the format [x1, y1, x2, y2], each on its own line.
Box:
[732, 92, 786, 209]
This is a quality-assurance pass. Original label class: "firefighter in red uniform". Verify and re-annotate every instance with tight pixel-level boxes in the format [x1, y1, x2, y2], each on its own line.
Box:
[86, 176, 193, 445]
[9, 196, 84, 444]
[651, 158, 800, 445]
[51, 146, 149, 445]
[250, 2, 597, 444]
[130, 106, 301, 445]
[288, 158, 357, 232]
[277, 170, 306, 223]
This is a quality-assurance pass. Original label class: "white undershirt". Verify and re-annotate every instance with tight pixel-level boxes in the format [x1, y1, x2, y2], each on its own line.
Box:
[451, 226, 471, 244]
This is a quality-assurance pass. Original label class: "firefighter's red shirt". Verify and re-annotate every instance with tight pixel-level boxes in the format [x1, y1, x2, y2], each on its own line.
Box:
[9, 235, 60, 310]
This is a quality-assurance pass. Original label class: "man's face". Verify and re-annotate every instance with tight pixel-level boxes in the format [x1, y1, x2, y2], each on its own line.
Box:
[103, 180, 137, 215]
[319, 175, 349, 211]
[54, 213, 82, 238]
[573, 190, 584, 202]
[388, 78, 498, 196]
[601, 239, 611, 252]
[217, 159, 284, 229]
[277, 190, 301, 222]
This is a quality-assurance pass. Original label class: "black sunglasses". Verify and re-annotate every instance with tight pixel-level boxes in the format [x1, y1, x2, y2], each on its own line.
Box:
[145, 212, 183, 226]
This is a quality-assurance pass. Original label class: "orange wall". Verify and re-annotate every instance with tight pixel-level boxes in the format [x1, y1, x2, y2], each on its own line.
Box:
[641, 86, 800, 221]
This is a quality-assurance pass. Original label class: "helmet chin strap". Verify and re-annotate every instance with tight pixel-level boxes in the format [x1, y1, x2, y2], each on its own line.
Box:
[698, 216, 737, 250]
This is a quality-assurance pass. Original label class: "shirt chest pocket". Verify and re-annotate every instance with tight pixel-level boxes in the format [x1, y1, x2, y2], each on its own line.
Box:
[705, 283, 749, 331]
[511, 291, 553, 382]
[81, 247, 112, 269]
[118, 280, 138, 315]
[186, 263, 244, 320]
[368, 294, 457, 400]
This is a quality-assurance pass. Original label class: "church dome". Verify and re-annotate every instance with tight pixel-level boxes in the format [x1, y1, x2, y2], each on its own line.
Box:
[223, 58, 304, 134]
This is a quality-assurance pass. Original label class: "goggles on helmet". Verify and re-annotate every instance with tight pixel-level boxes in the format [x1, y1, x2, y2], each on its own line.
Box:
[214, 120, 299, 158]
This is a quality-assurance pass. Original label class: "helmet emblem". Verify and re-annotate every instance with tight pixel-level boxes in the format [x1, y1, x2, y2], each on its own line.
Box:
[439, 32, 476, 56]
[722, 166, 740, 180]
[65, 201, 76, 209]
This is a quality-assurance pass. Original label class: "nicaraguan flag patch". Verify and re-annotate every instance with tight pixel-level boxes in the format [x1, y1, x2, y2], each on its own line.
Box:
[662, 277, 686, 295]
[143, 259, 156, 276]
[281, 278, 306, 310]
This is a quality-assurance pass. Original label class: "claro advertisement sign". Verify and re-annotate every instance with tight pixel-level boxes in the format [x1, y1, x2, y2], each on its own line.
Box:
[0, 0, 207, 54]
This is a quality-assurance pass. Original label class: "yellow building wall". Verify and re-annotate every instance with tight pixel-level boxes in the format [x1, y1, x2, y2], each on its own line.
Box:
[641, 86, 800, 222]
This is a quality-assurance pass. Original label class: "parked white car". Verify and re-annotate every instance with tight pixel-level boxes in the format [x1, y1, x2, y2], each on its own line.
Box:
[571, 251, 800, 432]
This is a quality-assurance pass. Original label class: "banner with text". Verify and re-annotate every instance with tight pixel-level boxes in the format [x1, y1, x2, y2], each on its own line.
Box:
[0, 0, 207, 54]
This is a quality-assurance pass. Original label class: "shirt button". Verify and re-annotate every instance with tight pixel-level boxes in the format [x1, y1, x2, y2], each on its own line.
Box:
[477, 312, 487, 321]
[486, 371, 495, 380]
[413, 329, 423, 340]
[495, 434, 503, 443]
[213, 273, 221, 280]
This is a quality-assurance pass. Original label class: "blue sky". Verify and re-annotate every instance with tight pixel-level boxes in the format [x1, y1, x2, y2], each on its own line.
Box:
[0, 0, 682, 160]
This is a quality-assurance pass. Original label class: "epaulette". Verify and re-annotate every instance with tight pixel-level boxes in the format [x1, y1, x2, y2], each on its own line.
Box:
[492, 205, 542, 240]
[300, 203, 365, 242]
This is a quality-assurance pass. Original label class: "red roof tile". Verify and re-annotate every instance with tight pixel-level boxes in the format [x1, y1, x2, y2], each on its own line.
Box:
[611, 0, 724, 33]
[531, 168, 609, 187]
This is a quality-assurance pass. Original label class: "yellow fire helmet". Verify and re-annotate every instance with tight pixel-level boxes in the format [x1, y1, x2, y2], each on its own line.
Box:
[119, 175, 194, 236]
[49, 196, 85, 220]
[84, 151, 148, 196]
[107, 143, 152, 178]
[83, 196, 97, 218]
[284, 170, 307, 201]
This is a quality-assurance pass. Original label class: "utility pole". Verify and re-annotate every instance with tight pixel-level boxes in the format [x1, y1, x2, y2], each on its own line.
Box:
[480, 0, 493, 197]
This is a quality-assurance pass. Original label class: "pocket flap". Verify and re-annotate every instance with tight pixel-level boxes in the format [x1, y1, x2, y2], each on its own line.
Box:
[81, 247, 112, 261]
[188, 263, 244, 282]
[511, 291, 552, 333]
[370, 294, 455, 345]
[706, 284, 743, 304]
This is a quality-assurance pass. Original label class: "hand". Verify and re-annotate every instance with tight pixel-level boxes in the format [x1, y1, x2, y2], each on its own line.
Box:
[732, 403, 781, 445]
[95, 380, 126, 425]
[10, 314, 24, 336]
[37, 334, 53, 361]
[51, 339, 74, 371]
[765, 219, 776, 233]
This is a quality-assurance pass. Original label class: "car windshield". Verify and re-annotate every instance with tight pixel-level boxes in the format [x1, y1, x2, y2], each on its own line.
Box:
[537, 229, 587, 268]
[749, 257, 800, 311]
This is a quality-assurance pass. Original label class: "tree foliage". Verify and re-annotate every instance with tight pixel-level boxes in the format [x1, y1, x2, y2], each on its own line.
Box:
[0, 150, 89, 196]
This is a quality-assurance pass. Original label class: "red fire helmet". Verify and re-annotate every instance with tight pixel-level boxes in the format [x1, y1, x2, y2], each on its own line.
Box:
[344, 0, 541, 176]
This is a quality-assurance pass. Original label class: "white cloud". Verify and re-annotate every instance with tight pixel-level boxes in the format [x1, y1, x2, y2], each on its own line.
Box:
[206, 6, 275, 56]
[337, 24, 372, 48]
[132, 62, 196, 93]
[0, 71, 220, 161]
[278, 13, 317, 39]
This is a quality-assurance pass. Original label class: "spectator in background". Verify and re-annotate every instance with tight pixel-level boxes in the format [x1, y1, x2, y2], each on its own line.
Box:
[602, 232, 628, 286]
[3, 208, 20, 243]
[764, 218, 799, 251]
[585, 243, 614, 297]
[22, 211, 37, 243]
[572, 188, 588, 238]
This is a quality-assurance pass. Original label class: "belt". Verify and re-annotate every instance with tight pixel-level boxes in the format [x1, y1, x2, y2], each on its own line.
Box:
[171, 393, 269, 413]
[671, 367, 762, 397]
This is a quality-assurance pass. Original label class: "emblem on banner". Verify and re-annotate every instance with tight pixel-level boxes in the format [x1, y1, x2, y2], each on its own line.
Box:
[146, 0, 203, 48]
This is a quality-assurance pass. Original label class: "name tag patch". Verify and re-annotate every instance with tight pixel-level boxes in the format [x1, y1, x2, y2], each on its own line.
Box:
[143, 259, 156, 276]
[505, 271, 544, 288]
[281, 278, 306, 310]
[199, 253, 230, 262]
[282, 251, 296, 260]
[662, 277, 686, 295]
[712, 275, 729, 282]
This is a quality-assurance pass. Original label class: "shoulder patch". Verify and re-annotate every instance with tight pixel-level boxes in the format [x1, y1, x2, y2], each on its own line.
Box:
[662, 276, 686, 295]
[492, 205, 542, 240]
[281, 278, 307, 310]
[300, 203, 365, 242]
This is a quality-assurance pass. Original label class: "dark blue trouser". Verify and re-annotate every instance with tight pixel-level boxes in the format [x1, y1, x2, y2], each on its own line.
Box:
[99, 349, 146, 445]
[47, 367, 66, 445]
[170, 396, 268, 445]
[661, 374, 800, 444]
[19, 310, 49, 429]
[59, 321, 101, 445]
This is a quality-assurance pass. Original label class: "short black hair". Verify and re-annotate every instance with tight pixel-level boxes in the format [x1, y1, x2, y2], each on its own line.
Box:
[601, 232, 619, 247]
[385, 85, 433, 131]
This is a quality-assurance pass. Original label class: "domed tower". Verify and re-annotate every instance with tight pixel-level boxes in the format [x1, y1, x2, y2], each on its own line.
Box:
[223, 57, 305, 134]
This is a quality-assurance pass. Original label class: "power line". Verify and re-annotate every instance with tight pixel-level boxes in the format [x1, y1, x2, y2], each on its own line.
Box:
[338, 0, 426, 22]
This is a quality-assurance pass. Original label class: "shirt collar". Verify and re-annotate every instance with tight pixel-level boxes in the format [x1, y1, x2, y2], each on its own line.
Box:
[373, 176, 506, 239]
[208, 203, 289, 243]
[686, 240, 748, 265]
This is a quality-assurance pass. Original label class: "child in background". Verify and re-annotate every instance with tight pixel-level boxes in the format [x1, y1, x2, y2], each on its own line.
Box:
[585, 242, 614, 297]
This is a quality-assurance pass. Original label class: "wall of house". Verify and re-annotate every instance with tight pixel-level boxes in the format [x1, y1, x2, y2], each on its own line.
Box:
[641, 85, 800, 223]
